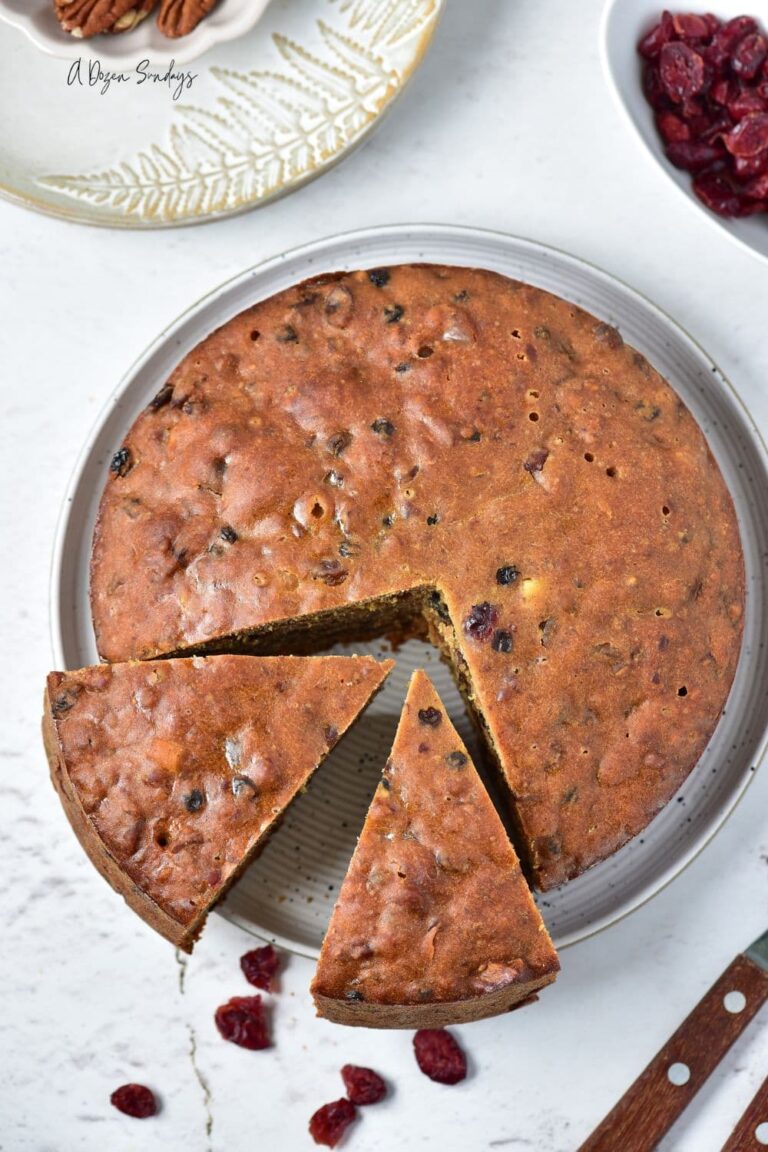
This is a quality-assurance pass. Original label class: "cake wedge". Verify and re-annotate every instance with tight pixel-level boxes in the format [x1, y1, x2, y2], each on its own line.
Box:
[44, 654, 392, 951]
[311, 670, 559, 1027]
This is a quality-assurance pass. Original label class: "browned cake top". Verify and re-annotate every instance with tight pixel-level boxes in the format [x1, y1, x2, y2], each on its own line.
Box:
[91, 264, 744, 887]
[312, 671, 559, 1008]
[46, 654, 391, 935]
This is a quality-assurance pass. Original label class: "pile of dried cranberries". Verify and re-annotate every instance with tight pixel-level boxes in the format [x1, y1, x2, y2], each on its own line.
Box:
[638, 11, 768, 216]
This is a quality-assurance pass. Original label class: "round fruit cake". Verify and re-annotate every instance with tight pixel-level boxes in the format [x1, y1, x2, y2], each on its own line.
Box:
[91, 264, 745, 889]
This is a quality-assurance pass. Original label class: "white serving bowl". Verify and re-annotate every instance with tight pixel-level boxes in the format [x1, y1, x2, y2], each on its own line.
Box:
[0, 0, 270, 66]
[601, 0, 768, 262]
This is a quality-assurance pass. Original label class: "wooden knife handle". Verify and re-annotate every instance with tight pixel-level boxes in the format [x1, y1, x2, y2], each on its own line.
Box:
[578, 954, 768, 1152]
[720, 1076, 768, 1152]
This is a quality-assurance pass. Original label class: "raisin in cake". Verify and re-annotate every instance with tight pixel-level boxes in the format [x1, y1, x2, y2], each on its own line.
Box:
[311, 670, 559, 1027]
[90, 265, 744, 888]
[43, 654, 391, 950]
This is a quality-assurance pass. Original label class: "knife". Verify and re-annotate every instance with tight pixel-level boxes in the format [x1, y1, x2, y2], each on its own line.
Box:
[719, 1075, 768, 1151]
[578, 930, 768, 1152]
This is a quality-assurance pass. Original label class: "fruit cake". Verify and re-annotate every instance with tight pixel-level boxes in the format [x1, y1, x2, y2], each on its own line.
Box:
[312, 670, 559, 1027]
[43, 654, 392, 950]
[90, 264, 744, 888]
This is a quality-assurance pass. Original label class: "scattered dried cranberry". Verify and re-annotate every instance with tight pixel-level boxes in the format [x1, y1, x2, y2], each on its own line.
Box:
[214, 995, 270, 1050]
[464, 602, 498, 642]
[413, 1029, 467, 1085]
[341, 1065, 387, 1105]
[110, 1084, 157, 1118]
[240, 944, 280, 991]
[309, 1098, 357, 1147]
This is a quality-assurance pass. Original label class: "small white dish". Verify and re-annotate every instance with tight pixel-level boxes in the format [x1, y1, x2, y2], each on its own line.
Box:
[0, 0, 271, 66]
[600, 0, 768, 263]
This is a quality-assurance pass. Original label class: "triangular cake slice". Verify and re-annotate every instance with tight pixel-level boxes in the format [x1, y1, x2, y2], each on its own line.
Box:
[44, 654, 392, 951]
[312, 670, 559, 1027]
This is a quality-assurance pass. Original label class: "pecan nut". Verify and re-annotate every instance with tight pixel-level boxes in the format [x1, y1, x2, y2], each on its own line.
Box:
[157, 0, 218, 37]
[109, 0, 157, 34]
[54, 0, 142, 37]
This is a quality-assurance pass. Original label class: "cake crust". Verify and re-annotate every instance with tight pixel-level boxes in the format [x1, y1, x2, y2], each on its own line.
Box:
[44, 654, 392, 950]
[90, 264, 745, 887]
[311, 671, 559, 1027]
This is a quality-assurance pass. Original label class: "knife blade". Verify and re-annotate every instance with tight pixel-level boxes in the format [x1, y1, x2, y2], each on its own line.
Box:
[578, 929, 768, 1152]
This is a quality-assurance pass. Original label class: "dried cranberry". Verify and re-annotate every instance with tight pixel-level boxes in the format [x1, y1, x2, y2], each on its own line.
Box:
[110, 1084, 157, 1118]
[464, 602, 498, 642]
[659, 42, 706, 102]
[666, 139, 724, 171]
[524, 448, 549, 475]
[643, 61, 673, 112]
[418, 707, 442, 727]
[733, 149, 768, 179]
[110, 447, 132, 477]
[725, 112, 768, 156]
[492, 629, 514, 653]
[638, 11, 675, 59]
[692, 169, 759, 216]
[496, 564, 520, 585]
[728, 87, 766, 120]
[656, 110, 691, 143]
[413, 1029, 467, 1085]
[240, 944, 280, 991]
[341, 1065, 387, 1105]
[214, 995, 270, 1050]
[309, 1099, 357, 1147]
[672, 12, 714, 40]
[731, 32, 767, 79]
[707, 16, 758, 70]
[710, 77, 736, 106]
[743, 171, 768, 198]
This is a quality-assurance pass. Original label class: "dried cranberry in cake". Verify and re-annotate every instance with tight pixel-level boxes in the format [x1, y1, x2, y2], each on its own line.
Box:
[413, 1029, 467, 1085]
[241, 944, 280, 991]
[214, 995, 270, 1050]
[110, 1083, 157, 1118]
[341, 1065, 387, 1105]
[309, 1099, 357, 1147]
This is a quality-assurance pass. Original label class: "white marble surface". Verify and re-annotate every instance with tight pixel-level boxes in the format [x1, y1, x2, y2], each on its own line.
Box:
[1, 2, 767, 1149]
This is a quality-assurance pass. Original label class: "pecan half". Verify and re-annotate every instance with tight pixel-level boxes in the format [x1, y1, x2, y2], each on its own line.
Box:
[109, 0, 157, 33]
[157, 0, 218, 37]
[54, 0, 142, 37]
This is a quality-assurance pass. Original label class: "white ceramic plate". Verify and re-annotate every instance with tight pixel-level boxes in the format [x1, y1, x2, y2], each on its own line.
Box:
[50, 224, 768, 957]
[0, 0, 271, 67]
[0, 0, 442, 227]
[601, 0, 768, 263]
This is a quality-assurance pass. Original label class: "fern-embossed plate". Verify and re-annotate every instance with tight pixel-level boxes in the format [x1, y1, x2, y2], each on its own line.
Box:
[0, 0, 442, 227]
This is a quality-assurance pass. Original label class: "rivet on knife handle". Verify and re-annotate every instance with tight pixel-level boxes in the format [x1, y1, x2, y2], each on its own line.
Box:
[578, 949, 768, 1152]
[719, 1076, 768, 1152]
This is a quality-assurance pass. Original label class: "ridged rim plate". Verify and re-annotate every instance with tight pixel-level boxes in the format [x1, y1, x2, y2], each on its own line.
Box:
[0, 0, 443, 228]
[50, 224, 768, 957]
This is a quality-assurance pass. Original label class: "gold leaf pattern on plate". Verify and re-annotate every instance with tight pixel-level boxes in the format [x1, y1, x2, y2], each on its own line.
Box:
[37, 0, 440, 224]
